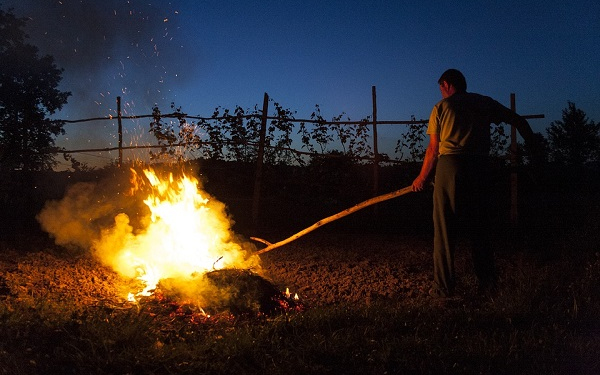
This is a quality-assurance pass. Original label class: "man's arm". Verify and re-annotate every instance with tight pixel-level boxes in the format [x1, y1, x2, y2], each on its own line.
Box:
[494, 102, 535, 145]
[412, 134, 439, 192]
[510, 115, 547, 167]
[511, 116, 535, 145]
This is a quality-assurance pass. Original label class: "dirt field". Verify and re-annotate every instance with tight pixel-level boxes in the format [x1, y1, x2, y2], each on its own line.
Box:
[1, 225, 599, 375]
[0, 230, 532, 312]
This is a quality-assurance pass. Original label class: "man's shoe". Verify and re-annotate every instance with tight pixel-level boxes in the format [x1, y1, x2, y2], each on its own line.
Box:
[428, 286, 452, 299]
[477, 280, 498, 297]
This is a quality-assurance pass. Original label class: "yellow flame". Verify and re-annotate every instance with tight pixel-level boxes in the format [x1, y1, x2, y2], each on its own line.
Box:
[93, 168, 259, 300]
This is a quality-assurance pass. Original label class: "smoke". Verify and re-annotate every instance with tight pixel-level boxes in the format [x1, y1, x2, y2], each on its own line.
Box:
[3, 0, 197, 117]
[36, 182, 109, 250]
[36, 169, 142, 251]
[36, 167, 262, 303]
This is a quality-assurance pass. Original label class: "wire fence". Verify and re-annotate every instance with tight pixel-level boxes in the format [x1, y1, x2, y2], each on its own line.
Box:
[54, 88, 544, 227]
[59, 97, 429, 167]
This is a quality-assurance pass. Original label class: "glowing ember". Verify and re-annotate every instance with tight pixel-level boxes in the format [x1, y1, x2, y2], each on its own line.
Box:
[92, 168, 259, 301]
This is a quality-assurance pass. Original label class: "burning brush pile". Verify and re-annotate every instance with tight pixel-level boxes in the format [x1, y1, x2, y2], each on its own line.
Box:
[33, 167, 303, 317]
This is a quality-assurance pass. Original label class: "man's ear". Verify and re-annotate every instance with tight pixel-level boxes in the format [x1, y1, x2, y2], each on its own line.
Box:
[443, 81, 457, 96]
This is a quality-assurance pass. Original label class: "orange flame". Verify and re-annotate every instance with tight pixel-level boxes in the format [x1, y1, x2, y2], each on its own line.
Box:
[92, 168, 259, 300]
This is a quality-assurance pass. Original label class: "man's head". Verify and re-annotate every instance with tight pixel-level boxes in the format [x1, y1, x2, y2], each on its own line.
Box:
[438, 69, 467, 97]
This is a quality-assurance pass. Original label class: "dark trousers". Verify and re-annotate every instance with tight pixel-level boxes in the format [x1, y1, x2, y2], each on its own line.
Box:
[432, 155, 495, 294]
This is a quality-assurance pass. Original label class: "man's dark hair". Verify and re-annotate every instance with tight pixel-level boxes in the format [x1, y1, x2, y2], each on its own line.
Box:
[438, 69, 467, 92]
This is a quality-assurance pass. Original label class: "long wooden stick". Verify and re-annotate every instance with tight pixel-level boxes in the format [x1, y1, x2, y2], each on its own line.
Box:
[252, 185, 413, 255]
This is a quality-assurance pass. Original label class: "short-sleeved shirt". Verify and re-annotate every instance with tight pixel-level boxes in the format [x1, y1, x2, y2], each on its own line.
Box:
[427, 92, 519, 156]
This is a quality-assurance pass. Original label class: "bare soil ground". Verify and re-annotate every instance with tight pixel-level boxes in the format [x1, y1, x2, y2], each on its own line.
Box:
[0, 230, 532, 312]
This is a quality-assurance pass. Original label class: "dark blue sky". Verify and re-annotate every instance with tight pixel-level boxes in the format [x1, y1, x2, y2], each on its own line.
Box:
[3, 0, 599, 168]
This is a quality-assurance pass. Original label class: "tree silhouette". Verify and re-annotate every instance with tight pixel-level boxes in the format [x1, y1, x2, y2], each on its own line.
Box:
[0, 8, 71, 171]
[546, 102, 599, 167]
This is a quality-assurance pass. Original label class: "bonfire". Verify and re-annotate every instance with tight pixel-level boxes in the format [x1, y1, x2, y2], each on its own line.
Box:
[37, 167, 302, 317]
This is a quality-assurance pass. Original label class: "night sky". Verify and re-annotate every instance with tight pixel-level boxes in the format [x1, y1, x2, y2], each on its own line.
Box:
[2, 0, 599, 168]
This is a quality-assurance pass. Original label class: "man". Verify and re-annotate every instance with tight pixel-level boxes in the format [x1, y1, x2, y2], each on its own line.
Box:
[412, 69, 535, 298]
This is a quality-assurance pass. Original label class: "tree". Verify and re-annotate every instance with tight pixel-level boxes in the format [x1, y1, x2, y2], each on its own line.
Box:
[546, 102, 600, 167]
[0, 8, 71, 171]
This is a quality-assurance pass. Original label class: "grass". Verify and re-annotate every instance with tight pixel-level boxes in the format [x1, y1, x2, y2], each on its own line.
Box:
[1, 249, 599, 375]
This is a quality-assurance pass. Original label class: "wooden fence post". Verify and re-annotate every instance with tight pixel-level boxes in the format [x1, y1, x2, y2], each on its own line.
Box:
[510, 93, 518, 225]
[252, 92, 269, 230]
[372, 86, 379, 196]
[117, 96, 123, 167]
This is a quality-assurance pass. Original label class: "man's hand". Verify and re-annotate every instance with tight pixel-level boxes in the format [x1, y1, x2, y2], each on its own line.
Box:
[525, 132, 547, 167]
[412, 176, 427, 192]
[412, 134, 439, 192]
